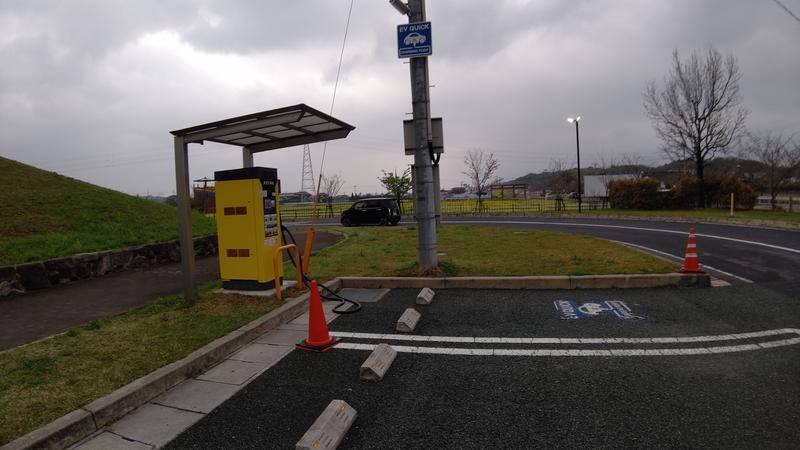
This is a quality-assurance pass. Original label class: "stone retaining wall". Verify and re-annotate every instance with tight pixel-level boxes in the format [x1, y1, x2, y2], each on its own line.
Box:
[0, 236, 218, 297]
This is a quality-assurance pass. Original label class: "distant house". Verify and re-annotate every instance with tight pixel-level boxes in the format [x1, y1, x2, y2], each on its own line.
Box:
[754, 195, 798, 212]
[583, 174, 636, 197]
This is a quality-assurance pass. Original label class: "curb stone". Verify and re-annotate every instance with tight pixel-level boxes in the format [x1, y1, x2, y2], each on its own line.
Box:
[339, 273, 710, 290]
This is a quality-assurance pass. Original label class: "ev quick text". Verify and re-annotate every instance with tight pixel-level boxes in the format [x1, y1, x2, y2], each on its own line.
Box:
[398, 22, 430, 33]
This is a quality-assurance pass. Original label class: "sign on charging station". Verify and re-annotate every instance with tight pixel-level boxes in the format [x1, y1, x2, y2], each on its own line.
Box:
[397, 21, 432, 58]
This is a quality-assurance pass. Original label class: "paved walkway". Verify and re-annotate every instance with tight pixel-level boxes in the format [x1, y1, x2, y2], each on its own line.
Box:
[0, 229, 342, 351]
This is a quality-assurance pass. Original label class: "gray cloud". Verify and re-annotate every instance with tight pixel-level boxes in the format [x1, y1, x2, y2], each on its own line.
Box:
[1, 0, 798, 195]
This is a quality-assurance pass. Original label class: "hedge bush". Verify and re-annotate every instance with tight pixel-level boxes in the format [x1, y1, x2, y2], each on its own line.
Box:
[608, 178, 664, 209]
[609, 175, 755, 210]
[673, 175, 755, 209]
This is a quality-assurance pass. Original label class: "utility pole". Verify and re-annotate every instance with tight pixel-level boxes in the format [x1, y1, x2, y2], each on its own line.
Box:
[407, 0, 437, 268]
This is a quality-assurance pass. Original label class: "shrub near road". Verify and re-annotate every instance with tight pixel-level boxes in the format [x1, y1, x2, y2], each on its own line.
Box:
[608, 175, 756, 210]
[0, 157, 215, 265]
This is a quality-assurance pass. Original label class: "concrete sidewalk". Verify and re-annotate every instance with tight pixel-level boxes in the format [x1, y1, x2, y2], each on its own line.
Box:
[0, 229, 342, 351]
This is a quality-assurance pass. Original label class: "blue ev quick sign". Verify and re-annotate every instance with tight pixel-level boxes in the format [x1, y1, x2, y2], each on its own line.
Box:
[397, 21, 432, 58]
[554, 300, 642, 320]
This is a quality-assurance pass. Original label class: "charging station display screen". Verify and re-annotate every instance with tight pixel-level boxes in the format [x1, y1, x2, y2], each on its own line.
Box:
[261, 179, 278, 243]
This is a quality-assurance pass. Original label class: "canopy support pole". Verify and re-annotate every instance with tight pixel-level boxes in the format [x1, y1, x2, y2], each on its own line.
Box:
[174, 136, 197, 303]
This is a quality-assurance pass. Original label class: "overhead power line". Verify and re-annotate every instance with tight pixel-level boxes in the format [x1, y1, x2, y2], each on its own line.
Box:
[771, 0, 800, 23]
[318, 0, 355, 176]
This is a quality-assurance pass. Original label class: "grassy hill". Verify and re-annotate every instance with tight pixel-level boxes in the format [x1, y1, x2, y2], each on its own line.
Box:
[0, 157, 216, 266]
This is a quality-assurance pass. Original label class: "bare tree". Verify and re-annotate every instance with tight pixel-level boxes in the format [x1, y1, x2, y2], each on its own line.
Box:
[745, 132, 800, 210]
[618, 153, 642, 170]
[321, 173, 346, 217]
[462, 149, 500, 213]
[643, 47, 748, 207]
[547, 158, 572, 193]
[546, 158, 575, 211]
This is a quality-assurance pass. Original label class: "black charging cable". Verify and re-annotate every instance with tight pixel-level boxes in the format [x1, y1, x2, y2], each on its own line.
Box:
[280, 224, 362, 314]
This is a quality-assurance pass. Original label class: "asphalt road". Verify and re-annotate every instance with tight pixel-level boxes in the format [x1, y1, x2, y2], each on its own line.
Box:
[168, 286, 800, 449]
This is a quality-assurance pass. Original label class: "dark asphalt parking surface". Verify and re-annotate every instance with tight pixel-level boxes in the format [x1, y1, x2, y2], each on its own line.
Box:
[168, 286, 800, 449]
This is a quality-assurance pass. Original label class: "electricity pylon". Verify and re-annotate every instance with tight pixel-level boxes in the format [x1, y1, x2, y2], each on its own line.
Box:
[300, 144, 315, 203]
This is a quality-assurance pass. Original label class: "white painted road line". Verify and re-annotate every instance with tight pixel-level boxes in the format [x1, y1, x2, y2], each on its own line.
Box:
[330, 328, 800, 345]
[441, 220, 800, 255]
[610, 240, 755, 283]
[336, 336, 800, 357]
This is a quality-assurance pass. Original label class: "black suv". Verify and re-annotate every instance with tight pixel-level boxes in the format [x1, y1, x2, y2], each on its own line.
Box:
[340, 198, 401, 226]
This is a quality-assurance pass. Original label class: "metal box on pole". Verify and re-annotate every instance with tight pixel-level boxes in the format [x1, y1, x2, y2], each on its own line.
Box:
[403, 118, 443, 155]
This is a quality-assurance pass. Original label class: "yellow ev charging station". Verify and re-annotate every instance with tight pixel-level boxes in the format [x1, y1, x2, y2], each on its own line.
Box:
[214, 167, 283, 290]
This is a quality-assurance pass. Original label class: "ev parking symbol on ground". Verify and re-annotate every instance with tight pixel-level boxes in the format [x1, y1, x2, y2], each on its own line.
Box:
[554, 300, 643, 320]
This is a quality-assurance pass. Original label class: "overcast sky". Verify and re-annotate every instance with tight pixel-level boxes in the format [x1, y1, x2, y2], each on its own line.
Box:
[1, 0, 798, 196]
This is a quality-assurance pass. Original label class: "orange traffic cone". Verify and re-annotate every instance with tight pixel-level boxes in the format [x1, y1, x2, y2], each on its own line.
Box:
[296, 280, 339, 352]
[680, 227, 704, 273]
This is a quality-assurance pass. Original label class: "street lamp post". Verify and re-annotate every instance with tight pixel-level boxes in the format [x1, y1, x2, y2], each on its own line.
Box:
[567, 116, 582, 213]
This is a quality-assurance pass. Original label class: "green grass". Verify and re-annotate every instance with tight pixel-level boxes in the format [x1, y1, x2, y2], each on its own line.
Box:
[0, 281, 284, 445]
[0, 157, 216, 266]
[575, 208, 800, 224]
[292, 225, 676, 280]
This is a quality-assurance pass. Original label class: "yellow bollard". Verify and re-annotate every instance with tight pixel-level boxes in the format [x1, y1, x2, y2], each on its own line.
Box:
[730, 192, 735, 217]
[272, 244, 303, 301]
[302, 227, 315, 275]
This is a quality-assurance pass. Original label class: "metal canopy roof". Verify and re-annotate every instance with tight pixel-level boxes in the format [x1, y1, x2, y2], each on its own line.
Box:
[170, 103, 355, 153]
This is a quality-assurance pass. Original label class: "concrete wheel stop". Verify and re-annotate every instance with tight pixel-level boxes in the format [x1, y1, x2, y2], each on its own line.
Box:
[359, 344, 397, 382]
[295, 399, 357, 450]
[396, 308, 421, 332]
[416, 287, 435, 305]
